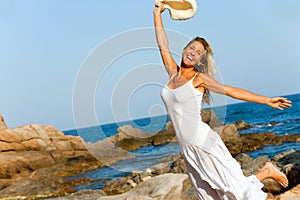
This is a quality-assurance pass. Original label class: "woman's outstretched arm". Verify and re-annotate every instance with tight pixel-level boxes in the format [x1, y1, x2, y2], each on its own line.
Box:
[154, 3, 178, 77]
[199, 73, 292, 110]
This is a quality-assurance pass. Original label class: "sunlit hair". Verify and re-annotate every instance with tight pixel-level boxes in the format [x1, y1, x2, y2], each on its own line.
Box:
[184, 37, 217, 104]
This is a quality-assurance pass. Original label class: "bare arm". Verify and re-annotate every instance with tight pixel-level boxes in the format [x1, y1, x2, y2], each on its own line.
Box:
[154, 3, 178, 77]
[199, 73, 292, 110]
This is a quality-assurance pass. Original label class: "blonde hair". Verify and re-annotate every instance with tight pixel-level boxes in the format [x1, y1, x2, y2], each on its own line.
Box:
[184, 37, 217, 104]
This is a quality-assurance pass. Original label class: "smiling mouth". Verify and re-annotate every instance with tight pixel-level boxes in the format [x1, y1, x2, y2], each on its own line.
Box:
[187, 55, 193, 61]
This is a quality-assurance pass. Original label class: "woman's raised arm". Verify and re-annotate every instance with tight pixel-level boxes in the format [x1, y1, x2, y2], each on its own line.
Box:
[199, 73, 292, 110]
[154, 3, 178, 77]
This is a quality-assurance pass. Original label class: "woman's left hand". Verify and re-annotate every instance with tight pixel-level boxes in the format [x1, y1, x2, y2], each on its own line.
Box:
[266, 97, 292, 110]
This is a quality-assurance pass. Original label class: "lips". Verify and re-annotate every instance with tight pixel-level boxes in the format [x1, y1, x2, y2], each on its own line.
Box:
[187, 55, 193, 61]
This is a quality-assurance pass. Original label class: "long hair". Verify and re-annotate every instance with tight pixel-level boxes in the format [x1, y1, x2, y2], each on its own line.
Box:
[184, 37, 217, 105]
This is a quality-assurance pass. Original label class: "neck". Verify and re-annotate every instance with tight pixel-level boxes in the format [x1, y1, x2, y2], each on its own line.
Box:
[179, 64, 196, 77]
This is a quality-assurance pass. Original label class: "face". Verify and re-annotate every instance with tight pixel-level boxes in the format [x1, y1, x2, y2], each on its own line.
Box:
[182, 41, 206, 67]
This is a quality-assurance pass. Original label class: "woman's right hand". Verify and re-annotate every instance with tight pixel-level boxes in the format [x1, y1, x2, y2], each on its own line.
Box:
[154, 3, 165, 16]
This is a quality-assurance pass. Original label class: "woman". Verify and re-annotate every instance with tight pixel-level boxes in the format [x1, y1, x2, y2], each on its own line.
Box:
[154, 3, 291, 200]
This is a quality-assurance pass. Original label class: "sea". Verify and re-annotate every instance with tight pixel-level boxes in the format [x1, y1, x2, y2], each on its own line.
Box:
[64, 93, 300, 191]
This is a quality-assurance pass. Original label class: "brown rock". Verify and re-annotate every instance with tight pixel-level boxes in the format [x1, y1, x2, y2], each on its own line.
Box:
[235, 120, 252, 130]
[151, 129, 176, 146]
[70, 137, 86, 150]
[102, 176, 133, 195]
[0, 141, 25, 152]
[86, 140, 133, 166]
[7, 125, 40, 141]
[22, 138, 47, 151]
[150, 163, 172, 176]
[235, 153, 252, 167]
[0, 151, 55, 178]
[274, 183, 300, 200]
[219, 124, 243, 155]
[54, 140, 73, 151]
[242, 156, 270, 176]
[240, 132, 282, 152]
[275, 150, 300, 190]
[101, 173, 189, 200]
[110, 125, 152, 143]
[0, 177, 74, 199]
[181, 177, 198, 200]
[31, 124, 50, 140]
[114, 137, 151, 151]
[201, 109, 223, 128]
[44, 125, 65, 137]
[0, 129, 23, 143]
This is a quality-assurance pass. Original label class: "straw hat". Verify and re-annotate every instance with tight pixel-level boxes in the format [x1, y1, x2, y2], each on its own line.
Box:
[155, 0, 197, 20]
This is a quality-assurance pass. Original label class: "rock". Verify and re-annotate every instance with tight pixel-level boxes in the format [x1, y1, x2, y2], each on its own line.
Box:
[219, 124, 243, 155]
[274, 183, 300, 200]
[181, 177, 198, 200]
[46, 190, 106, 200]
[0, 129, 23, 143]
[235, 120, 251, 130]
[201, 109, 223, 128]
[100, 173, 189, 200]
[235, 153, 252, 167]
[150, 162, 172, 175]
[109, 125, 152, 143]
[270, 121, 277, 126]
[150, 129, 176, 146]
[0, 113, 7, 129]
[86, 140, 134, 165]
[170, 155, 187, 174]
[272, 149, 296, 163]
[114, 137, 151, 151]
[242, 156, 271, 176]
[22, 138, 47, 151]
[240, 132, 281, 152]
[132, 170, 143, 176]
[102, 175, 133, 195]
[274, 150, 300, 190]
[0, 151, 56, 179]
[0, 141, 25, 152]
[126, 179, 137, 188]
[0, 177, 74, 199]
[141, 176, 152, 182]
[0, 114, 135, 199]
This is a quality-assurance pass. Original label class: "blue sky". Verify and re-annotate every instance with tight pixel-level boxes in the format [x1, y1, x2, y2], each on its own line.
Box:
[1, 0, 299, 131]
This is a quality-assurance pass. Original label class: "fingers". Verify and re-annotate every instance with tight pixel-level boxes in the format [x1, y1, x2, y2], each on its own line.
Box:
[154, 2, 165, 12]
[272, 97, 292, 110]
[279, 98, 292, 108]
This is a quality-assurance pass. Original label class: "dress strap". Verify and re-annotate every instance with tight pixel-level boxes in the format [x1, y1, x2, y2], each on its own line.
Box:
[191, 72, 198, 80]
[169, 73, 177, 80]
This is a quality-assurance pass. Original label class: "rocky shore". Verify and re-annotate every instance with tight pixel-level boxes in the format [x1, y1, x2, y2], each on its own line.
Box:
[0, 112, 299, 200]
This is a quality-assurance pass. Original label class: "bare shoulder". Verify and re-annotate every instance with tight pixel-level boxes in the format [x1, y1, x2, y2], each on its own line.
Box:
[193, 73, 207, 91]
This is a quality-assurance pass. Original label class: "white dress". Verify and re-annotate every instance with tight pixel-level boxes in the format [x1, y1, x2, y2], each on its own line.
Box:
[160, 74, 267, 200]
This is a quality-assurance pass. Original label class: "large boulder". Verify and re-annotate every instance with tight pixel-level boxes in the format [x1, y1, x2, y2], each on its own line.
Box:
[219, 124, 243, 155]
[150, 122, 176, 146]
[273, 150, 300, 191]
[201, 109, 223, 128]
